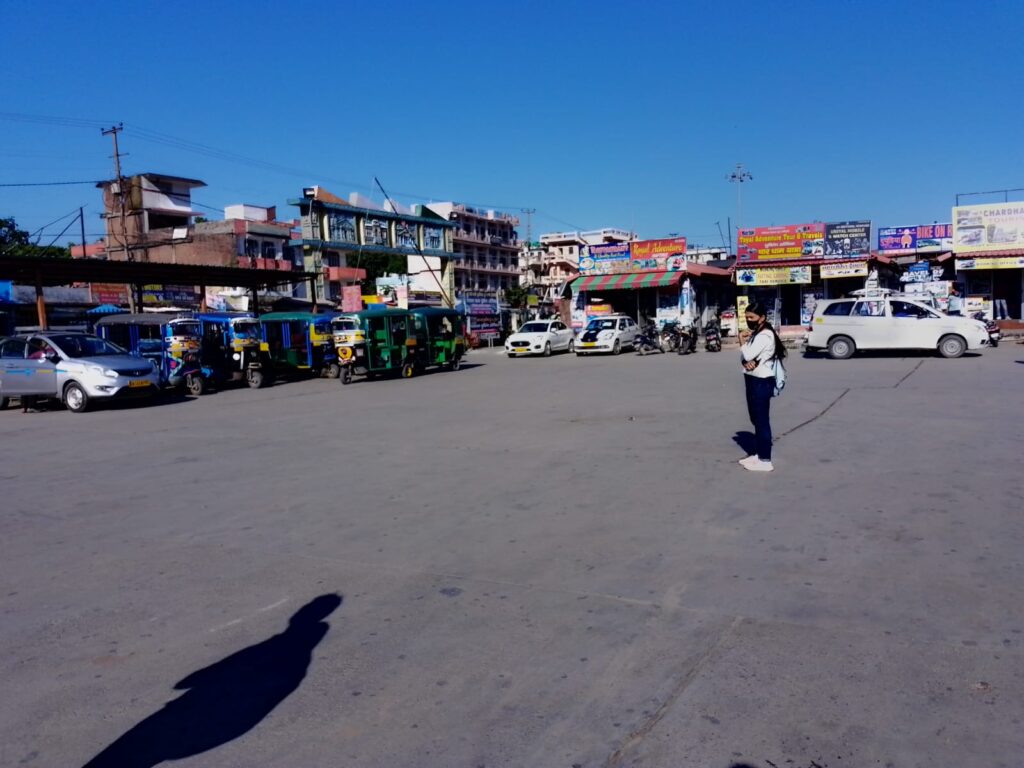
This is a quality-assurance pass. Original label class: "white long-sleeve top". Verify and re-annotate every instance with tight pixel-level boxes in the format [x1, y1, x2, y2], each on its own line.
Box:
[741, 328, 776, 378]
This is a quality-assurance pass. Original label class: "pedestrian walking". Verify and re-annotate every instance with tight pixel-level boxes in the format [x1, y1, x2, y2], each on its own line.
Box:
[738, 302, 786, 472]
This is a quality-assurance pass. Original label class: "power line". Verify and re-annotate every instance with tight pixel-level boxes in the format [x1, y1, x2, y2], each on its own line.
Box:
[0, 180, 102, 187]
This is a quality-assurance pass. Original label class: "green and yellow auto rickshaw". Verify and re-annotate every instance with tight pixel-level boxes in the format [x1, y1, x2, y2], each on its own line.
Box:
[408, 307, 466, 372]
[259, 311, 340, 381]
[338, 308, 418, 385]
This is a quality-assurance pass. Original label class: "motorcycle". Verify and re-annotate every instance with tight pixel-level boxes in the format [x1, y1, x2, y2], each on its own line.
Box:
[659, 322, 682, 353]
[634, 322, 663, 355]
[972, 311, 1001, 347]
[676, 321, 699, 355]
[704, 317, 722, 352]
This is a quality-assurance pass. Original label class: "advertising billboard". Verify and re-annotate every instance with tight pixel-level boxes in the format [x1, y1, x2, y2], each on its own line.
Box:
[578, 243, 631, 275]
[628, 237, 688, 271]
[824, 221, 871, 258]
[953, 203, 1024, 253]
[737, 224, 824, 261]
[956, 255, 1024, 270]
[878, 223, 952, 253]
[461, 290, 500, 315]
[820, 261, 869, 279]
[735, 265, 812, 286]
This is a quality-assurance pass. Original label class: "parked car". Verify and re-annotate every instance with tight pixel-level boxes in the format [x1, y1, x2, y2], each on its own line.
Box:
[576, 315, 639, 356]
[0, 332, 160, 413]
[806, 297, 989, 360]
[505, 320, 575, 357]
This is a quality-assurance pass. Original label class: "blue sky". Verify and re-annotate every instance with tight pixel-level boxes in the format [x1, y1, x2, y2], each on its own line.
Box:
[2, 0, 1023, 248]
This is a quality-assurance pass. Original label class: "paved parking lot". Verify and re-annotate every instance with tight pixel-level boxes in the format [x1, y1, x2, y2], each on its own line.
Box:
[2, 345, 1022, 767]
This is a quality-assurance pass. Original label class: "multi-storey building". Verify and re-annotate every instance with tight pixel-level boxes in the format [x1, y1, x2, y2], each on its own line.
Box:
[523, 228, 635, 301]
[424, 203, 520, 297]
[290, 187, 455, 304]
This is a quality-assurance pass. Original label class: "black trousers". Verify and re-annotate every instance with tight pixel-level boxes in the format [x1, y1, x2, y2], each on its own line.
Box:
[744, 375, 774, 461]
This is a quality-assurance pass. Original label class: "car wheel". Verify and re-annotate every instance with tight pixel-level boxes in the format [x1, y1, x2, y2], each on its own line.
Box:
[0, 397, 8, 411]
[543, 342, 551, 357]
[938, 334, 967, 359]
[827, 335, 856, 360]
[507, 353, 515, 359]
[612, 340, 621, 355]
[567, 339, 574, 353]
[63, 382, 89, 413]
[186, 373, 206, 396]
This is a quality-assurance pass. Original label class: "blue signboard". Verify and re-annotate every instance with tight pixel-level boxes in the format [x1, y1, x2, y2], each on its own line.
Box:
[460, 290, 500, 315]
[0, 281, 12, 302]
[878, 224, 952, 252]
[878, 226, 916, 251]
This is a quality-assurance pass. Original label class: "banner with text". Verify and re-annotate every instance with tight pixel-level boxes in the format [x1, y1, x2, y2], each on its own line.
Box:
[579, 243, 631, 275]
[824, 221, 871, 258]
[878, 223, 952, 253]
[953, 203, 1024, 253]
[820, 261, 869, 279]
[629, 237, 688, 271]
[738, 224, 824, 261]
[736, 265, 812, 286]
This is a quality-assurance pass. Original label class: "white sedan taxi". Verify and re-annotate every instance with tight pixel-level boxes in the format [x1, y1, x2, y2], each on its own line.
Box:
[505, 320, 575, 357]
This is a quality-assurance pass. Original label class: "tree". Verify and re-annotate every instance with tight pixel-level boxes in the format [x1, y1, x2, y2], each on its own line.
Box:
[0, 216, 71, 258]
[504, 284, 529, 309]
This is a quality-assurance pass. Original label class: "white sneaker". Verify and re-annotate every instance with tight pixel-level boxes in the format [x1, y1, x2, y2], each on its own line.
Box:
[744, 459, 774, 472]
[738, 455, 759, 467]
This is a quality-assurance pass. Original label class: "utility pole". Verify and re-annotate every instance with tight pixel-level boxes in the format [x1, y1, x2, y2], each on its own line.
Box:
[102, 123, 137, 312]
[727, 163, 753, 253]
[78, 207, 87, 259]
[520, 208, 536, 245]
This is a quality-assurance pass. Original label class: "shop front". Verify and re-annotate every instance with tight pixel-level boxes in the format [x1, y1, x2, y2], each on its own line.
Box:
[568, 264, 731, 332]
[734, 256, 899, 328]
[952, 203, 1024, 319]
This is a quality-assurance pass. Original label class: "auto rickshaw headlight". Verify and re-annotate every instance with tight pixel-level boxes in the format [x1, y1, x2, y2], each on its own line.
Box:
[232, 352, 241, 361]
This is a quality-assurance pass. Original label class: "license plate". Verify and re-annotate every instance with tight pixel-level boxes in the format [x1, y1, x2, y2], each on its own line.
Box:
[513, 348, 531, 353]
[581, 342, 596, 348]
[128, 379, 150, 388]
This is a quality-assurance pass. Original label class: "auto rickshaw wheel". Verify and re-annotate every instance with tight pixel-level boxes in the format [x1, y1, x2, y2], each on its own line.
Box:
[0, 397, 9, 410]
[246, 368, 265, 389]
[401, 363, 414, 379]
[341, 366, 353, 385]
[451, 357, 462, 371]
[185, 373, 206, 396]
[326, 362, 341, 379]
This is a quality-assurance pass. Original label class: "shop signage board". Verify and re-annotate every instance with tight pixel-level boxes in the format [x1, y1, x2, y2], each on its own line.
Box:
[824, 221, 871, 258]
[629, 237, 688, 271]
[956, 255, 1024, 270]
[737, 224, 824, 261]
[878, 223, 952, 252]
[142, 284, 199, 306]
[820, 261, 869, 279]
[579, 243, 631, 275]
[470, 315, 501, 339]
[0, 281, 12, 302]
[735, 265, 812, 286]
[953, 203, 1024, 253]
[89, 283, 129, 304]
[461, 290, 500, 315]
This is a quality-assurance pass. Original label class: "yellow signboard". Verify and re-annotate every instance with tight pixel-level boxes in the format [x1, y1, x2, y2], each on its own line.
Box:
[956, 255, 1024, 270]
[953, 203, 1024, 253]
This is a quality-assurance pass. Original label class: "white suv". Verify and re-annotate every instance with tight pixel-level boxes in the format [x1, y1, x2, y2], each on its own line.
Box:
[806, 297, 989, 359]
[576, 315, 639, 355]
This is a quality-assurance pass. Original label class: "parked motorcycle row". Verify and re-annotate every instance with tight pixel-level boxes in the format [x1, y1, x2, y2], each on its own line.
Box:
[635, 318, 723, 356]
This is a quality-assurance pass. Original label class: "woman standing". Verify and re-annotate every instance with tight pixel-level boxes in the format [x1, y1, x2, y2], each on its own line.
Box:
[739, 302, 786, 472]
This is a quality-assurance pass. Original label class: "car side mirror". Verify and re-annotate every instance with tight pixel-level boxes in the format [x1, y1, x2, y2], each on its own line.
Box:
[46, 353, 61, 364]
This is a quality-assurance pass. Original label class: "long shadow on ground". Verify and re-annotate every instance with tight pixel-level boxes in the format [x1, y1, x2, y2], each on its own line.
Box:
[82, 593, 342, 768]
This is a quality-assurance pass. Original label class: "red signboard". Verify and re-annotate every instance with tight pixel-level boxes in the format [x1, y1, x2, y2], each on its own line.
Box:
[341, 285, 363, 312]
[629, 237, 687, 271]
[89, 283, 129, 305]
[738, 224, 824, 261]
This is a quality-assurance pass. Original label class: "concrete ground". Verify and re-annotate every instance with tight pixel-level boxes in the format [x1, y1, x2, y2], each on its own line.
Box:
[1, 343, 1022, 768]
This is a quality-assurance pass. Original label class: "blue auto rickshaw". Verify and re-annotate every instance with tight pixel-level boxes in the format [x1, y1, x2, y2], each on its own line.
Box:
[194, 312, 272, 389]
[95, 313, 206, 393]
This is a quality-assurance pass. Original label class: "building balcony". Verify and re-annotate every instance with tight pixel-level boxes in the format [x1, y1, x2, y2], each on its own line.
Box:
[453, 230, 519, 248]
[457, 261, 522, 275]
[242, 257, 293, 271]
[324, 266, 367, 282]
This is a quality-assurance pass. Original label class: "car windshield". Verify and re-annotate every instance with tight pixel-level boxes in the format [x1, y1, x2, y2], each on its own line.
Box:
[519, 322, 549, 333]
[587, 319, 617, 330]
[332, 318, 359, 332]
[50, 334, 127, 358]
[233, 320, 260, 339]
[169, 320, 200, 337]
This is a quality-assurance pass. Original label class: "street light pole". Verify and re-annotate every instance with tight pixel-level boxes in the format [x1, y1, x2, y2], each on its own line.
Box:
[727, 163, 753, 253]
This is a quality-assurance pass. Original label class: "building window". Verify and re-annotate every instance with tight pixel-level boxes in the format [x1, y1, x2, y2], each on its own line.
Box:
[424, 226, 443, 250]
[262, 241, 276, 259]
[396, 222, 416, 248]
[244, 238, 258, 258]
